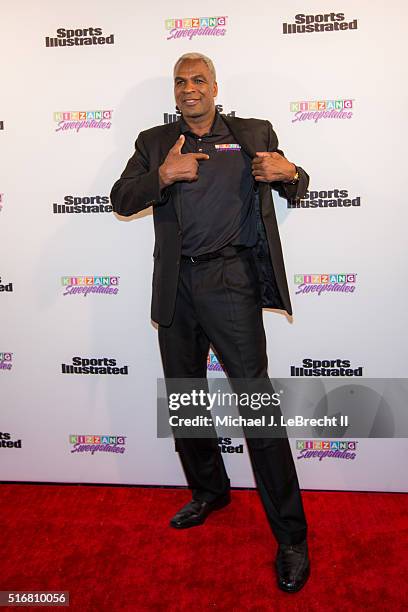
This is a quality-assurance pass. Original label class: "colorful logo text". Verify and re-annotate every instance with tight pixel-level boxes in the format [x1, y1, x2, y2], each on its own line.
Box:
[290, 99, 353, 123]
[215, 144, 241, 151]
[61, 276, 119, 296]
[165, 16, 227, 40]
[54, 110, 112, 132]
[294, 274, 356, 296]
[296, 439, 357, 460]
[0, 352, 13, 371]
[70, 434, 126, 455]
[207, 350, 223, 372]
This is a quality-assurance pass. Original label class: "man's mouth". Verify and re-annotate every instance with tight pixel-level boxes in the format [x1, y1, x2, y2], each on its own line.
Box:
[183, 99, 200, 106]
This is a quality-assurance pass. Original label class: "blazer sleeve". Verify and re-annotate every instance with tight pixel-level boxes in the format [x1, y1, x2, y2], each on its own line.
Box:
[110, 131, 170, 216]
[266, 120, 309, 201]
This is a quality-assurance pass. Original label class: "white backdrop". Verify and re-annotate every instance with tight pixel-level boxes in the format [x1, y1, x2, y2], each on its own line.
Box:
[1, 0, 407, 491]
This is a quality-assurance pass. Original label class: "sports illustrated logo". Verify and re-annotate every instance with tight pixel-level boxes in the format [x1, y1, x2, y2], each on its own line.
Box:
[45, 27, 114, 47]
[283, 13, 358, 34]
[0, 432, 22, 449]
[0, 353, 13, 371]
[165, 16, 227, 40]
[0, 193, 4, 213]
[294, 274, 356, 296]
[163, 104, 236, 124]
[61, 276, 119, 296]
[290, 358, 363, 377]
[218, 437, 244, 454]
[69, 434, 126, 455]
[53, 195, 112, 214]
[207, 349, 223, 372]
[296, 439, 357, 461]
[0, 276, 13, 293]
[61, 357, 128, 375]
[288, 188, 361, 209]
[54, 110, 112, 133]
[291, 99, 353, 123]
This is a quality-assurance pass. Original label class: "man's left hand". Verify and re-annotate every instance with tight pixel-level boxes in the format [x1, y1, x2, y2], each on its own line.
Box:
[252, 152, 296, 183]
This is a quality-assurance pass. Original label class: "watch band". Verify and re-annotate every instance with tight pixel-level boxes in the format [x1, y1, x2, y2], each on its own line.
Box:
[289, 166, 299, 184]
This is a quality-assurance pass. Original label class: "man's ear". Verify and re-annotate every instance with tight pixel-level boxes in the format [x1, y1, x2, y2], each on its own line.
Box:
[213, 81, 218, 98]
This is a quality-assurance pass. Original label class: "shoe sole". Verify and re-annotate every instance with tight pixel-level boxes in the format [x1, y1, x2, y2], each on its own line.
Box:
[170, 497, 231, 529]
[277, 564, 310, 593]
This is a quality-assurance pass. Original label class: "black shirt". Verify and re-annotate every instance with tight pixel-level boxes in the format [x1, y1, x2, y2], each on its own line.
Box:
[180, 111, 257, 256]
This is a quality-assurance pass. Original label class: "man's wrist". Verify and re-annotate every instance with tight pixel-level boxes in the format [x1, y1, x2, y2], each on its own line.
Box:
[159, 165, 171, 190]
[283, 163, 299, 184]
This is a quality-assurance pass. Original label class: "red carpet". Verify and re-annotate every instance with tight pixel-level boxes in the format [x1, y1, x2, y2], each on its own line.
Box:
[0, 485, 407, 611]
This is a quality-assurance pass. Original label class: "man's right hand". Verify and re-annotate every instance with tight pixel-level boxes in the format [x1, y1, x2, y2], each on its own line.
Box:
[159, 135, 209, 189]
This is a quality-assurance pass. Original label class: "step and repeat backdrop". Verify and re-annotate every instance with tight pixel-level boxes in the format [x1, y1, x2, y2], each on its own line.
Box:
[1, 0, 407, 491]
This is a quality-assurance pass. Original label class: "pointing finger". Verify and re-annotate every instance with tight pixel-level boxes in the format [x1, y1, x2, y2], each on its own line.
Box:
[190, 153, 210, 161]
[171, 134, 185, 154]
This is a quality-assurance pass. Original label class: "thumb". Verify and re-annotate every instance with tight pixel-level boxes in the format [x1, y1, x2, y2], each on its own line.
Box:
[255, 151, 272, 158]
[171, 134, 185, 154]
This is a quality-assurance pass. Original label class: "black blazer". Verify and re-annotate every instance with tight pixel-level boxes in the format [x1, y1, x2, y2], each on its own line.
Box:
[110, 115, 309, 326]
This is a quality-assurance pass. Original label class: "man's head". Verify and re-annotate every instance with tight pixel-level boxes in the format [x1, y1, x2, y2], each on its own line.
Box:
[173, 53, 218, 121]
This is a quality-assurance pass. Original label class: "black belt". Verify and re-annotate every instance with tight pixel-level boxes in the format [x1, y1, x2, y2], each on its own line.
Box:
[181, 245, 250, 264]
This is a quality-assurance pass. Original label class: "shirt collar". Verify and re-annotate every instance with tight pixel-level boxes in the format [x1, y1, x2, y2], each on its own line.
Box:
[179, 110, 226, 138]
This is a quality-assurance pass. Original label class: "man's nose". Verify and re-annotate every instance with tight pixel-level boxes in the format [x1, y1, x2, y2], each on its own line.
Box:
[182, 80, 196, 93]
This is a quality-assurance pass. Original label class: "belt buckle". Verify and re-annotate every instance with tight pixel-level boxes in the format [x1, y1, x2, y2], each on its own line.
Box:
[190, 256, 197, 264]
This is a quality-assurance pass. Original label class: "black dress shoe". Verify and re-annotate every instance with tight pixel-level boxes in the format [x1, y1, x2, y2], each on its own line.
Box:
[275, 540, 310, 593]
[170, 493, 231, 529]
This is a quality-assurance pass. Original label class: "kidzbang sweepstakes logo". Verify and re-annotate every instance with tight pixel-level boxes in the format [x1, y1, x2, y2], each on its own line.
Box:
[61, 276, 119, 296]
[215, 144, 241, 151]
[165, 16, 227, 40]
[54, 110, 112, 133]
[0, 353, 13, 371]
[296, 440, 357, 461]
[290, 99, 353, 123]
[207, 349, 223, 372]
[69, 434, 126, 455]
[294, 274, 356, 296]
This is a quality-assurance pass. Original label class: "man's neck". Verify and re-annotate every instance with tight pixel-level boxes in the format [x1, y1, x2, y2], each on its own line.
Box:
[182, 109, 216, 137]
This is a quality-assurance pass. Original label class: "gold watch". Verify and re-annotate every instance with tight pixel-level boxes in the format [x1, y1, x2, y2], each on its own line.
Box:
[289, 166, 299, 184]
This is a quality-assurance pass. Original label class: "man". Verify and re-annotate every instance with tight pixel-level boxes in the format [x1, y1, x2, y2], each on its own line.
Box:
[111, 53, 310, 593]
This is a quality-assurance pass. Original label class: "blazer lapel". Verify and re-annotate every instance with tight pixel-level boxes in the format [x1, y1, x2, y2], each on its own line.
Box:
[221, 115, 257, 158]
[160, 121, 183, 227]
[221, 114, 270, 199]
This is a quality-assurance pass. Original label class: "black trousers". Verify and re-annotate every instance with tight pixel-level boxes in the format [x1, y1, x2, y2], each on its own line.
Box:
[158, 247, 307, 545]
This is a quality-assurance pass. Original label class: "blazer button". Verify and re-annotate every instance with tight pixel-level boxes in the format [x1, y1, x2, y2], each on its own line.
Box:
[178, 230, 182, 236]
